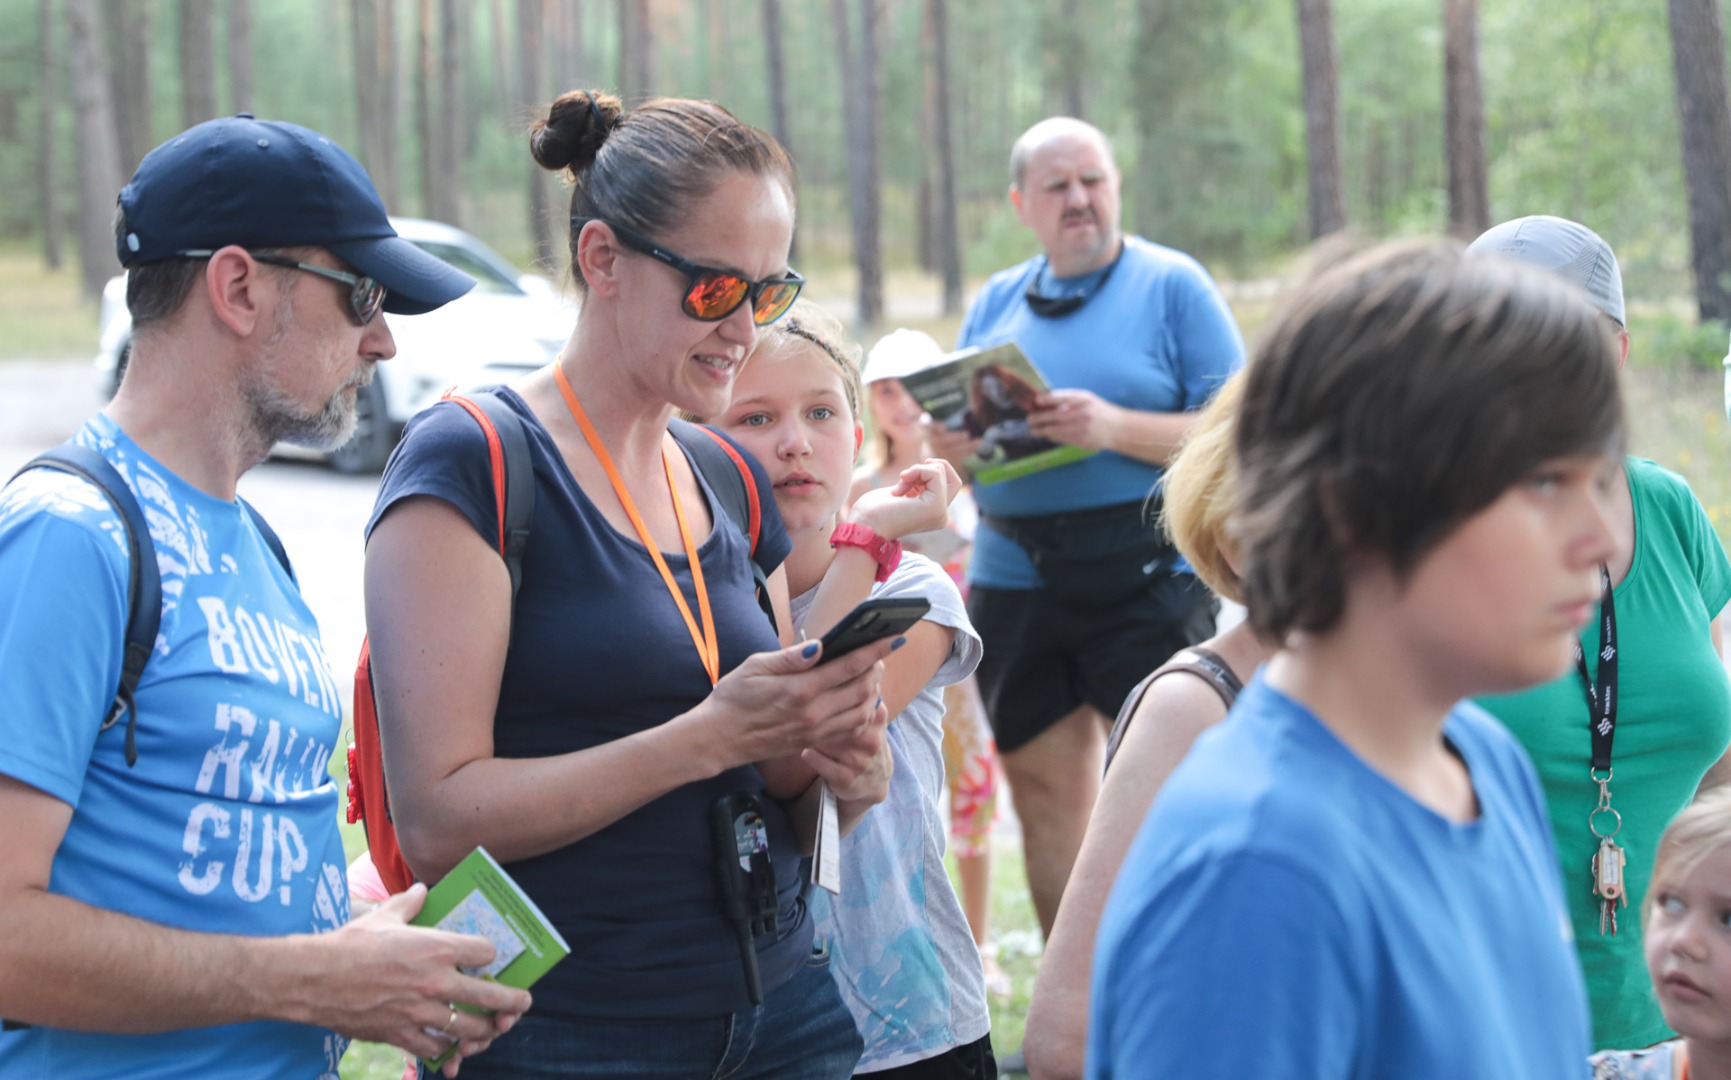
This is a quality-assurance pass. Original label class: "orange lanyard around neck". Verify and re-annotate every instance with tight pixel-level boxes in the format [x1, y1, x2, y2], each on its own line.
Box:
[553, 364, 719, 686]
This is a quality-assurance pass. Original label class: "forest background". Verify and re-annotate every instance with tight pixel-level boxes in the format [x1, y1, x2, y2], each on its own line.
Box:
[8, 0, 1731, 327]
[6, 1, 1730, 516]
[4, 3, 1731, 1072]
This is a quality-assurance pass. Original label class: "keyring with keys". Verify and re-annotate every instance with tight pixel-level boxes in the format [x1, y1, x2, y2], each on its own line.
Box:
[1589, 769, 1627, 936]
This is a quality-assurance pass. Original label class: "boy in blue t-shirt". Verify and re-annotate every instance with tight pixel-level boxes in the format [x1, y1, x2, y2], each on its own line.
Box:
[1089, 241, 1619, 1078]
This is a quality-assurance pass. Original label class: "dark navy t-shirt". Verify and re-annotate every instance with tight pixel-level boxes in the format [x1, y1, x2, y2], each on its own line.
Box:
[367, 387, 800, 1021]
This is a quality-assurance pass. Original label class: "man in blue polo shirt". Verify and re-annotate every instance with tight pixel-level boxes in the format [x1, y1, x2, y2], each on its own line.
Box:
[930, 118, 1244, 946]
[0, 115, 529, 1079]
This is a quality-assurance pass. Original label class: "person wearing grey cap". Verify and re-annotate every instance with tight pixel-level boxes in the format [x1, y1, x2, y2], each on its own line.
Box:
[1469, 214, 1731, 1051]
[0, 115, 528, 1078]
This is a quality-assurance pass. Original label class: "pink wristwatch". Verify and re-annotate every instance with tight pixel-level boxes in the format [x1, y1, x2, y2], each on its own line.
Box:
[829, 522, 904, 583]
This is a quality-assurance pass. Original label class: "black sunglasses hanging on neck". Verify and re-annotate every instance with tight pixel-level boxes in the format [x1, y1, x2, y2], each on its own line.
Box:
[1024, 241, 1125, 318]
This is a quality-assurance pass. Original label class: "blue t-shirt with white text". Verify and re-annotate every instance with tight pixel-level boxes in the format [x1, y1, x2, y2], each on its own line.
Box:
[0, 415, 351, 1079]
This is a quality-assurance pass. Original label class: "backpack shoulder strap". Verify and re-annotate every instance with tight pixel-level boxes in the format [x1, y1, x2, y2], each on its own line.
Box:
[668, 420, 777, 635]
[11, 444, 158, 768]
[238, 497, 295, 583]
[669, 420, 762, 556]
[442, 390, 535, 600]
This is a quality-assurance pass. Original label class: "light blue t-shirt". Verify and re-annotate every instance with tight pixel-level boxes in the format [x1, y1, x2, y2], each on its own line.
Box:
[1088, 675, 1590, 1080]
[795, 554, 988, 1072]
[956, 235, 1244, 587]
[0, 416, 350, 1079]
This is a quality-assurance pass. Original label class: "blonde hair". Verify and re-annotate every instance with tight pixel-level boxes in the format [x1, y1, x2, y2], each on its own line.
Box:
[1643, 787, 1731, 927]
[1160, 372, 1244, 604]
[752, 299, 861, 420]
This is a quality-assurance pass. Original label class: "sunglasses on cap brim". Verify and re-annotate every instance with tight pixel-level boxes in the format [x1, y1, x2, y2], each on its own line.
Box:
[586, 219, 804, 326]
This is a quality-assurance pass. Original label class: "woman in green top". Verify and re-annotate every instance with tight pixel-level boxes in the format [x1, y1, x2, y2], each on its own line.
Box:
[1471, 215, 1731, 1049]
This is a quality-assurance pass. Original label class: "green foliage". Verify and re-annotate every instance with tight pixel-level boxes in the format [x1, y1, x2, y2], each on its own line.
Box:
[1629, 309, 1729, 375]
[0, 247, 94, 358]
[1125, 0, 1306, 276]
[4, 0, 1731, 315]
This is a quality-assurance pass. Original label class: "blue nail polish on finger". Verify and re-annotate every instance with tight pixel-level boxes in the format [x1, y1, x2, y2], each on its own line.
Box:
[891, 637, 907, 651]
[802, 642, 820, 659]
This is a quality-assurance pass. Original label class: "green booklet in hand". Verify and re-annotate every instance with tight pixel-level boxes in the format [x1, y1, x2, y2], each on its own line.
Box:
[413, 846, 570, 1069]
[898, 340, 1098, 485]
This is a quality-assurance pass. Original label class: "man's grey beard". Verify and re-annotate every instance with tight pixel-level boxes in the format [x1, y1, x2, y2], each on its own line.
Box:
[246, 372, 367, 451]
[244, 288, 369, 452]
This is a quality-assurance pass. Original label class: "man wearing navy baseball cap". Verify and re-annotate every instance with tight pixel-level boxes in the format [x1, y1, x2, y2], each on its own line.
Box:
[0, 116, 526, 1078]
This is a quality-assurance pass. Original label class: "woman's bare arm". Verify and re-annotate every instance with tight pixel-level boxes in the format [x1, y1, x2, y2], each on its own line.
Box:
[1023, 672, 1232, 1080]
[365, 496, 891, 882]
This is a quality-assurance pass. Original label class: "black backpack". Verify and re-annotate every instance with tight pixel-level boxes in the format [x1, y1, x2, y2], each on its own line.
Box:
[9, 442, 293, 770]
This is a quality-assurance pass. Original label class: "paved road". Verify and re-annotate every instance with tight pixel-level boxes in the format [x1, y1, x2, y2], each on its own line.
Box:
[0, 358, 379, 697]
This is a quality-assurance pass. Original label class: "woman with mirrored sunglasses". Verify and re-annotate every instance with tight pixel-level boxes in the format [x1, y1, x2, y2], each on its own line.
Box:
[363, 90, 889, 1079]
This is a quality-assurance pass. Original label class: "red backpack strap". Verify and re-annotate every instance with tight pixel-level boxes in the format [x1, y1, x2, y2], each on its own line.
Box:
[347, 390, 535, 896]
[692, 425, 762, 556]
[442, 393, 511, 558]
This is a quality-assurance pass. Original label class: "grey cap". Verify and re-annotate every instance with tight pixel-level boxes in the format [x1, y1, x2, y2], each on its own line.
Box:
[1467, 215, 1624, 325]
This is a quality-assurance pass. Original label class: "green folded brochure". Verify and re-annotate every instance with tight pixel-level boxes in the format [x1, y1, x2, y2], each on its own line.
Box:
[413, 846, 570, 1069]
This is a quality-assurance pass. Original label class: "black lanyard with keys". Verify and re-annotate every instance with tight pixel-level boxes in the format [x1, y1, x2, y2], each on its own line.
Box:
[1579, 565, 1626, 936]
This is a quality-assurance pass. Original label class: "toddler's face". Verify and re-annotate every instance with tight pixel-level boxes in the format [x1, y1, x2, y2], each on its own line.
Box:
[1646, 843, 1731, 1041]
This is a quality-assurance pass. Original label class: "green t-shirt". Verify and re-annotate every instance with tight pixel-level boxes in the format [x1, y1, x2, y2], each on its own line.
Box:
[1478, 457, 1731, 1050]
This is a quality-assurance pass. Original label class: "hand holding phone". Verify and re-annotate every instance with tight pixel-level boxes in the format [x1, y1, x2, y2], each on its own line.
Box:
[815, 597, 931, 665]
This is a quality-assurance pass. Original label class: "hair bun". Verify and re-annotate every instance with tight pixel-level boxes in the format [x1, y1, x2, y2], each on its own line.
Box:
[530, 89, 622, 176]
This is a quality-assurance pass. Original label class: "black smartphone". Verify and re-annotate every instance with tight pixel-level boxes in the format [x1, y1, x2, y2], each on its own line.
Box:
[814, 596, 931, 664]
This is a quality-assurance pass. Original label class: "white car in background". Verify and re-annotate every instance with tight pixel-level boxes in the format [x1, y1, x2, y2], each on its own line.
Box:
[96, 217, 570, 473]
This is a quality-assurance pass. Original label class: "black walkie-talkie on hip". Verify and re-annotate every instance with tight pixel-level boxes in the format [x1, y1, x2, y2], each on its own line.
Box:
[712, 793, 779, 1004]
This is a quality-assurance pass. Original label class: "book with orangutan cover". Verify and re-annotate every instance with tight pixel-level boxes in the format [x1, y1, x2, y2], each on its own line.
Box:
[897, 340, 1096, 485]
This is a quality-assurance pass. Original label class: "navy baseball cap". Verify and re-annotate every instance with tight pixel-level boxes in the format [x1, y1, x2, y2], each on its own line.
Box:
[116, 114, 474, 315]
[1467, 215, 1625, 326]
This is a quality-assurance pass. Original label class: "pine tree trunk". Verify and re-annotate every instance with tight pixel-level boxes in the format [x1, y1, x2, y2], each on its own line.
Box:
[228, 0, 253, 113]
[857, 0, 883, 326]
[1442, 0, 1489, 237]
[439, 0, 467, 218]
[928, 0, 962, 314]
[1047, 0, 1086, 119]
[1296, 0, 1345, 237]
[352, 0, 404, 210]
[1667, 0, 1731, 321]
[379, 0, 402, 210]
[417, 0, 437, 218]
[761, 0, 795, 261]
[520, 0, 557, 270]
[489, 0, 512, 106]
[417, 0, 462, 222]
[105, 0, 155, 177]
[554, 0, 585, 90]
[66, 0, 126, 302]
[833, 0, 882, 327]
[619, 0, 653, 102]
[40, 0, 62, 269]
[178, 0, 217, 128]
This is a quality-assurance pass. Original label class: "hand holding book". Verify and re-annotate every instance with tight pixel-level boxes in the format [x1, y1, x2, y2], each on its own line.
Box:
[1025, 387, 1124, 451]
[899, 341, 1099, 484]
[411, 847, 569, 1070]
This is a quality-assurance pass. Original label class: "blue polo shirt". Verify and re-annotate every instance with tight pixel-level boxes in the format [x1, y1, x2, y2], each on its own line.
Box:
[956, 235, 1244, 587]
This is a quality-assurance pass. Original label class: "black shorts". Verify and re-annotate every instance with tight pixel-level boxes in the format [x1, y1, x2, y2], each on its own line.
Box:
[969, 572, 1218, 754]
[866, 1032, 996, 1079]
